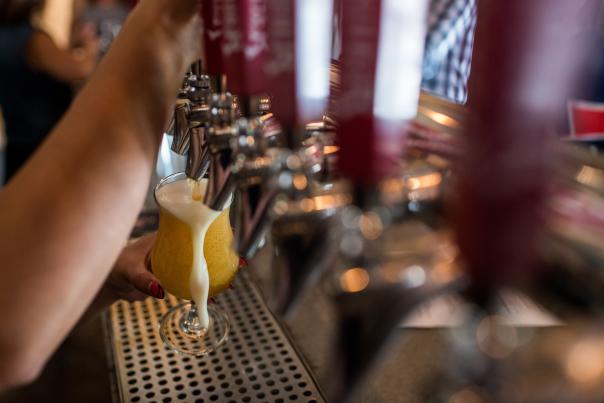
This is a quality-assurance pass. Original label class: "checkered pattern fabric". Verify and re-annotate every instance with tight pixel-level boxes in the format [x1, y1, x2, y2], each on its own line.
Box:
[421, 0, 477, 104]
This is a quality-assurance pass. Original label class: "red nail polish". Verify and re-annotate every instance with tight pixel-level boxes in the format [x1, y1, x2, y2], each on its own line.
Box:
[239, 257, 248, 268]
[149, 281, 165, 299]
[208, 297, 216, 304]
[228, 283, 234, 290]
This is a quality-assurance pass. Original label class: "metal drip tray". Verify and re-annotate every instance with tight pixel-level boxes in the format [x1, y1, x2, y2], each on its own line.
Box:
[104, 271, 325, 403]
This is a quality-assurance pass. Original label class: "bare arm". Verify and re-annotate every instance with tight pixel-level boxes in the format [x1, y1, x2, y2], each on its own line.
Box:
[0, 0, 200, 389]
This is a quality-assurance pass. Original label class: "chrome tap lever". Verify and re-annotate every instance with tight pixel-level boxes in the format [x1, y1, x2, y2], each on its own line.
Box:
[180, 75, 213, 180]
[170, 102, 191, 155]
[184, 126, 208, 180]
[166, 70, 194, 136]
[170, 72, 210, 156]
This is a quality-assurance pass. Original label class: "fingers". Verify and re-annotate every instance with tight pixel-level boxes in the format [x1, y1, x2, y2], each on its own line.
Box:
[129, 232, 165, 299]
[126, 234, 164, 299]
[115, 232, 165, 299]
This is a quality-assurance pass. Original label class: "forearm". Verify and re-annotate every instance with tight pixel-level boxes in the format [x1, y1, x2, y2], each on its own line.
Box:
[0, 0, 199, 384]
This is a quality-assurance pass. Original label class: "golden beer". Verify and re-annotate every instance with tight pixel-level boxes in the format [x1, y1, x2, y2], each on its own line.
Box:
[151, 174, 239, 301]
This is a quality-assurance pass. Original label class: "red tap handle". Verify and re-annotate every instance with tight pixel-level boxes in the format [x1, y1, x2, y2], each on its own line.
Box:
[265, 0, 296, 127]
[265, 0, 334, 132]
[455, 0, 598, 288]
[337, 0, 427, 185]
[337, 0, 381, 185]
[201, 0, 224, 76]
[221, 0, 269, 98]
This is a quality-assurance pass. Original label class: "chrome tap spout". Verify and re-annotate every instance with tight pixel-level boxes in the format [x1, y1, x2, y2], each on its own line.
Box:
[170, 102, 191, 155]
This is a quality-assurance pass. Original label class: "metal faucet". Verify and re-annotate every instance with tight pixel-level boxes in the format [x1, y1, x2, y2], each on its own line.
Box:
[168, 70, 213, 180]
[226, 112, 350, 316]
[186, 91, 279, 214]
[230, 116, 282, 259]
[202, 93, 238, 210]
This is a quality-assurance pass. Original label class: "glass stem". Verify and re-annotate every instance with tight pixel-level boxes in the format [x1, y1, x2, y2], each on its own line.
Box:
[182, 302, 204, 333]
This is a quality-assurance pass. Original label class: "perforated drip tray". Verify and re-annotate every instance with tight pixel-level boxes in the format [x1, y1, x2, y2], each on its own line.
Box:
[103, 271, 326, 403]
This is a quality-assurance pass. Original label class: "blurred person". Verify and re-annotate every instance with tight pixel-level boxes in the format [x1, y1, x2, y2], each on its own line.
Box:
[421, 0, 477, 104]
[0, 0, 200, 390]
[82, 0, 129, 55]
[0, 0, 99, 182]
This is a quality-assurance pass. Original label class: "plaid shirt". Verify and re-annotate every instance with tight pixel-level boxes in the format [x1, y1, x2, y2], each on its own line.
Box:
[421, 0, 477, 104]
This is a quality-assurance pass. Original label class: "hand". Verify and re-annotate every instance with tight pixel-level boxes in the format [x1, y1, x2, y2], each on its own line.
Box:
[103, 232, 164, 302]
[71, 25, 100, 78]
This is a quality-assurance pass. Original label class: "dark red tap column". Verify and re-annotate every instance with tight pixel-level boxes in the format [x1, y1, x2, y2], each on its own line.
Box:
[336, 1, 427, 185]
[221, 0, 269, 98]
[265, 0, 296, 127]
[337, 1, 382, 184]
[265, 0, 334, 135]
[455, 0, 598, 289]
[201, 0, 224, 76]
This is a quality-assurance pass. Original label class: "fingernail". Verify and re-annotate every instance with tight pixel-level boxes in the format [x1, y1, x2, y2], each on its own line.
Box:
[228, 283, 234, 290]
[239, 257, 248, 268]
[149, 281, 165, 299]
[208, 297, 216, 304]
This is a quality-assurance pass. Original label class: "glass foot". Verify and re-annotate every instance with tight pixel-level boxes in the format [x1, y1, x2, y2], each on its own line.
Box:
[160, 302, 230, 356]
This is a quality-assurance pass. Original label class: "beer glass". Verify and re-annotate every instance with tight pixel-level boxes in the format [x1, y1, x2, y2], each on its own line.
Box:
[151, 172, 238, 355]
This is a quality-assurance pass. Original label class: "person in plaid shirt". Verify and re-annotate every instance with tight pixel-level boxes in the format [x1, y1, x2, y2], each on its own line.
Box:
[421, 0, 477, 104]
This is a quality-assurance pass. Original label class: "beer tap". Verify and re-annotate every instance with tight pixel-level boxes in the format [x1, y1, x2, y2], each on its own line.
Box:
[320, 1, 471, 402]
[166, 0, 231, 183]
[183, 72, 213, 180]
[199, 0, 275, 214]
[244, 0, 352, 316]
[164, 69, 194, 138]
[198, 0, 286, 252]
[165, 65, 214, 182]
[423, 1, 602, 401]
[452, 0, 599, 300]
